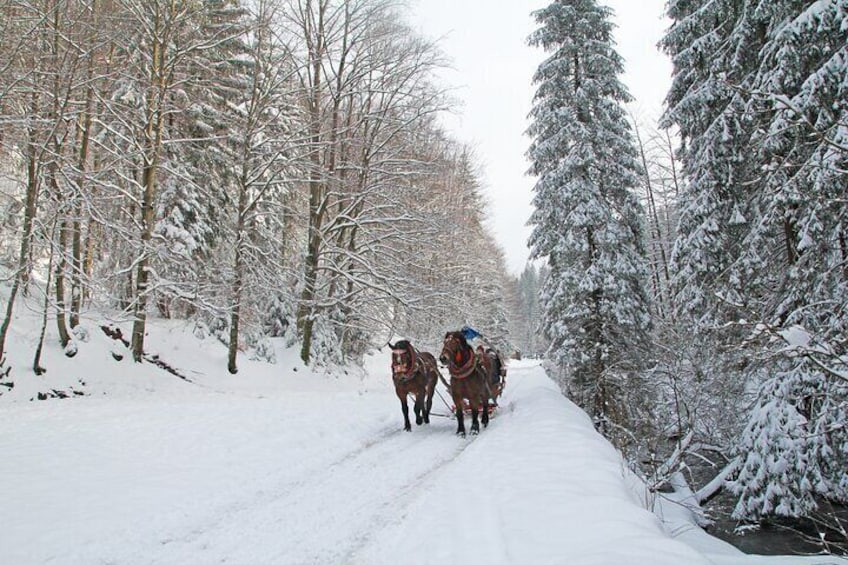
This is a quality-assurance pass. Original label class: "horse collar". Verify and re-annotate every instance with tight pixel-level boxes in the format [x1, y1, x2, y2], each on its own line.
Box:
[451, 345, 476, 379]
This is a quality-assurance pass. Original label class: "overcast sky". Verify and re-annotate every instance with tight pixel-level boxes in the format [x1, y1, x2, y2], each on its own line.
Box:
[410, 0, 672, 275]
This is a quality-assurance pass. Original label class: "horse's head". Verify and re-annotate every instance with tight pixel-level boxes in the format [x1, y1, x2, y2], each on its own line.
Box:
[390, 340, 415, 378]
[439, 331, 470, 368]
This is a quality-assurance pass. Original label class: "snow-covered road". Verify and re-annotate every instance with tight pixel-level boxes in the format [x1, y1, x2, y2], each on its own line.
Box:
[144, 421, 474, 564]
[0, 353, 841, 564]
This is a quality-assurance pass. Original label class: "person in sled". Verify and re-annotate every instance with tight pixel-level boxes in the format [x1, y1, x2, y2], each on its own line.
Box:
[459, 326, 507, 386]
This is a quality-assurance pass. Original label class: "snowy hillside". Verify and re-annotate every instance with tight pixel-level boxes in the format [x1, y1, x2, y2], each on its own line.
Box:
[0, 318, 843, 564]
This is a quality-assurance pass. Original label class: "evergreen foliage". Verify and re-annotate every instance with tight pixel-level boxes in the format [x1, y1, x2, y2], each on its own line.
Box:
[662, 0, 848, 523]
[508, 264, 546, 359]
[729, 361, 848, 520]
[527, 0, 652, 439]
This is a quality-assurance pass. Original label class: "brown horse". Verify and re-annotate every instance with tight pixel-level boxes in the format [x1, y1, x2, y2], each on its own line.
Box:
[439, 331, 492, 436]
[389, 340, 439, 432]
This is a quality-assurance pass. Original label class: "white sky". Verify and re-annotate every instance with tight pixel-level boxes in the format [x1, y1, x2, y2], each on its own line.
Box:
[411, 0, 673, 275]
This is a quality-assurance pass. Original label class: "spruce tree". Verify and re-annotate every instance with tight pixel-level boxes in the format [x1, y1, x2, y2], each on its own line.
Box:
[516, 265, 543, 358]
[154, 0, 253, 317]
[727, 0, 848, 522]
[527, 0, 652, 439]
[661, 0, 757, 325]
[663, 0, 848, 523]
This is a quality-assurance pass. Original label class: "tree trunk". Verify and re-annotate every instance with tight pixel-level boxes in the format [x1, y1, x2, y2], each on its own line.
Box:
[131, 159, 160, 362]
[298, 202, 321, 364]
[34, 221, 59, 375]
[131, 9, 169, 363]
[71, 59, 96, 327]
[586, 226, 606, 419]
[296, 0, 329, 364]
[80, 41, 113, 312]
[227, 185, 250, 374]
[51, 169, 72, 349]
[227, 241, 244, 375]
[783, 214, 799, 266]
[633, 121, 671, 314]
[0, 103, 42, 362]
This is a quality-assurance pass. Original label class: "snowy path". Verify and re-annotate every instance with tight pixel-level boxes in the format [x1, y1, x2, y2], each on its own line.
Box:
[144, 421, 473, 564]
[0, 357, 842, 565]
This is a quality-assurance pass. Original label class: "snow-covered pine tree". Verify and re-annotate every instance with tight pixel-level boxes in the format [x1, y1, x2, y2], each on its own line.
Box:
[153, 0, 252, 319]
[661, 0, 758, 327]
[658, 0, 761, 497]
[508, 264, 546, 359]
[741, 0, 848, 356]
[729, 359, 848, 521]
[725, 0, 848, 523]
[663, 0, 848, 525]
[527, 0, 653, 442]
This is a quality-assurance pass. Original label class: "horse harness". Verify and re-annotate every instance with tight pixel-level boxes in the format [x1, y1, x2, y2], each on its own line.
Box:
[444, 334, 478, 380]
[392, 345, 422, 385]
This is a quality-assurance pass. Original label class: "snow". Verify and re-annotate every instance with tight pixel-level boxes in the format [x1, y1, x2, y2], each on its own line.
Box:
[0, 315, 844, 564]
[780, 325, 813, 349]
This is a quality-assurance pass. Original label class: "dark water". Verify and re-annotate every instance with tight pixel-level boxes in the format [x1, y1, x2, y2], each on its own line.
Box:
[681, 457, 847, 557]
[699, 484, 847, 556]
[705, 495, 827, 555]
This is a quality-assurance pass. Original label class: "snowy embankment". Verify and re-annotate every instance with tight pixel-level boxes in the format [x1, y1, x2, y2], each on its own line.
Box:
[0, 320, 843, 564]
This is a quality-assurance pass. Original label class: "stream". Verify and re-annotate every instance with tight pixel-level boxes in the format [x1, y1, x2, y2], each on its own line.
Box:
[686, 461, 847, 556]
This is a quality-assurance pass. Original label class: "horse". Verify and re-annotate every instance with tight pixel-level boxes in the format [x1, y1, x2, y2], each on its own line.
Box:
[439, 331, 494, 437]
[389, 340, 440, 432]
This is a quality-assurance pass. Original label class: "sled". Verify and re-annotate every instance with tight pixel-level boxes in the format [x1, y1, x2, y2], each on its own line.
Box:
[448, 375, 505, 417]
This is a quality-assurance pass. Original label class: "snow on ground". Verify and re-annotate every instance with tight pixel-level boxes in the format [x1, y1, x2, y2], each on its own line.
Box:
[0, 313, 845, 564]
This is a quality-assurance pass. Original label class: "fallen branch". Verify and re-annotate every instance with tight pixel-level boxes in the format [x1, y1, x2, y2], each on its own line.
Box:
[100, 325, 192, 383]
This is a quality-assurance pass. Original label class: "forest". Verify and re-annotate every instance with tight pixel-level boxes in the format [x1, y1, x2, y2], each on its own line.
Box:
[0, 0, 531, 375]
[1, 0, 846, 550]
[526, 0, 847, 549]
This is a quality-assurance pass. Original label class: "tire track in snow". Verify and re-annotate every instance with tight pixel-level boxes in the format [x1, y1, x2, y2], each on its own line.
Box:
[147, 422, 402, 550]
[145, 419, 480, 565]
[339, 428, 483, 563]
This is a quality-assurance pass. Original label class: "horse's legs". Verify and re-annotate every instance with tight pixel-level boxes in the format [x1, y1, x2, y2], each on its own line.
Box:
[484, 379, 495, 407]
[453, 393, 466, 437]
[414, 391, 424, 425]
[470, 404, 480, 435]
[399, 393, 411, 431]
[423, 384, 434, 424]
[481, 393, 489, 428]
